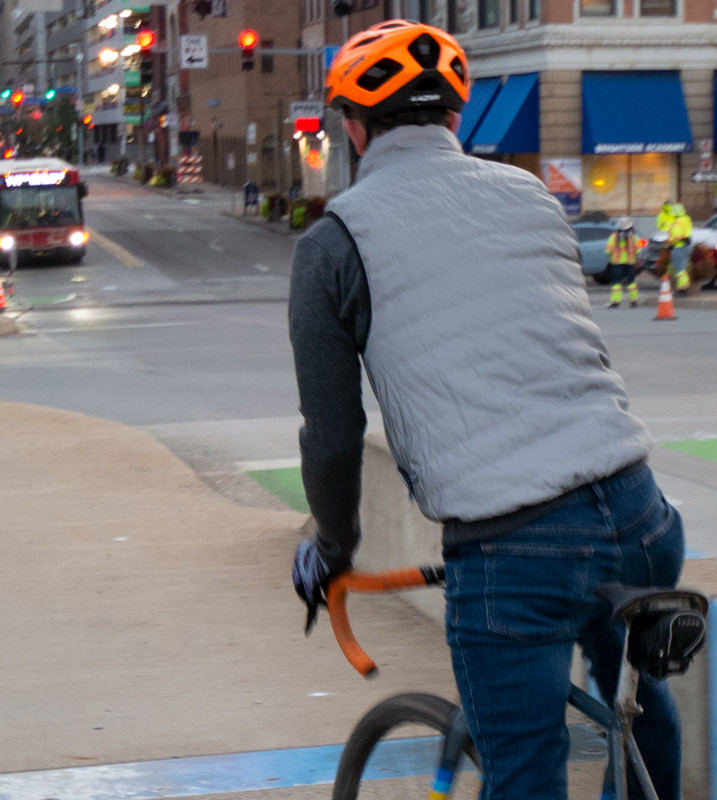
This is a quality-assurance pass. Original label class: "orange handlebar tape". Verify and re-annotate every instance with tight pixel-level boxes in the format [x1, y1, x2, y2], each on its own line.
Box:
[326, 567, 435, 678]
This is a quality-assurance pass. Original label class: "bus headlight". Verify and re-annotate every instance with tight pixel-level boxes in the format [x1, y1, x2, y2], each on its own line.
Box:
[0, 235, 16, 252]
[69, 230, 89, 247]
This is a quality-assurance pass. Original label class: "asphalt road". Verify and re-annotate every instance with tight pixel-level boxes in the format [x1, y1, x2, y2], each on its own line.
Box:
[2, 171, 717, 547]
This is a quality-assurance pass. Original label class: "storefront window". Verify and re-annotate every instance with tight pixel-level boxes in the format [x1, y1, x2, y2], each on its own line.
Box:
[448, 0, 477, 31]
[582, 153, 674, 216]
[640, 0, 675, 15]
[479, 0, 500, 28]
[580, 0, 615, 15]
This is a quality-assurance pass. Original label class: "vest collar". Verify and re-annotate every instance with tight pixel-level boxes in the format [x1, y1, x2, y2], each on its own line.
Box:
[356, 125, 463, 182]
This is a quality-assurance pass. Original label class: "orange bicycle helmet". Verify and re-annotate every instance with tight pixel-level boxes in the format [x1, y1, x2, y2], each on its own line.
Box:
[325, 20, 469, 118]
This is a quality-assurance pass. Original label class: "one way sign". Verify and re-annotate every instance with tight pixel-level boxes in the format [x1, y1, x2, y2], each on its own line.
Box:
[180, 34, 208, 69]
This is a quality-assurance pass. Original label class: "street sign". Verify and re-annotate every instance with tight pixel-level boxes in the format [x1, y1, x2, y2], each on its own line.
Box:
[180, 35, 208, 69]
[290, 100, 323, 120]
[324, 45, 341, 69]
[691, 172, 717, 183]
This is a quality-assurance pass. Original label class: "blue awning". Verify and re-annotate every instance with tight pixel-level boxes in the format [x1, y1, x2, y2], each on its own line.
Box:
[582, 71, 693, 154]
[456, 77, 501, 149]
[467, 73, 539, 154]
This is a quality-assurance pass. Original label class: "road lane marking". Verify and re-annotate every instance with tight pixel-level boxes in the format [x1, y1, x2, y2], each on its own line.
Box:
[235, 458, 301, 471]
[35, 321, 205, 334]
[87, 228, 144, 269]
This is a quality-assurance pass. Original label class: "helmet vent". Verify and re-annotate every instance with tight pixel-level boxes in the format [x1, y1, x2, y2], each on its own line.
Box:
[376, 21, 409, 30]
[407, 33, 440, 69]
[350, 34, 383, 50]
[357, 58, 403, 92]
[412, 77, 440, 94]
[450, 56, 465, 84]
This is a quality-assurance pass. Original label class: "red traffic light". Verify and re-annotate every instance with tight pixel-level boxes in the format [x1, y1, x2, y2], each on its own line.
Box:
[82, 113, 94, 129]
[239, 29, 258, 50]
[136, 29, 156, 50]
[10, 90, 23, 106]
[294, 117, 321, 134]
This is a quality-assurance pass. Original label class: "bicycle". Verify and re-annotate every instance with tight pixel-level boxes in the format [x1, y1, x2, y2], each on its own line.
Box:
[325, 566, 708, 800]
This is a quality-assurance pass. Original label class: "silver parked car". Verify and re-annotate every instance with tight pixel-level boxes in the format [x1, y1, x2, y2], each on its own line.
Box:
[571, 221, 617, 284]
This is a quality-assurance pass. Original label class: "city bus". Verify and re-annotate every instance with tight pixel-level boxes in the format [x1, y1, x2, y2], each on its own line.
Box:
[0, 157, 89, 265]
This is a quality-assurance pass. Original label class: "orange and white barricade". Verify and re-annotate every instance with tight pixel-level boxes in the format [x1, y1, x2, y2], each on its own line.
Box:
[177, 155, 203, 186]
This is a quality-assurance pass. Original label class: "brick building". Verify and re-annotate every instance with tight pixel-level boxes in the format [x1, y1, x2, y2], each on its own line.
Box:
[431, 0, 717, 223]
[184, 0, 304, 191]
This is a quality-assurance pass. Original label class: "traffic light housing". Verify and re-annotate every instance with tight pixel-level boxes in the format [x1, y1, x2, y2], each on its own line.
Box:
[332, 0, 352, 15]
[192, 0, 212, 18]
[136, 28, 155, 86]
[136, 29, 155, 50]
[10, 90, 24, 107]
[140, 55, 153, 86]
[239, 29, 258, 71]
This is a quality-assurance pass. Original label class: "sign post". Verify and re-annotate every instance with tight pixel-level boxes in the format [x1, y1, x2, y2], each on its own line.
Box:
[227, 152, 236, 211]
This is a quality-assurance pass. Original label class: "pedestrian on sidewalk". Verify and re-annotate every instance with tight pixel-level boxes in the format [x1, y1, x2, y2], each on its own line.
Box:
[605, 216, 640, 308]
[290, 20, 684, 800]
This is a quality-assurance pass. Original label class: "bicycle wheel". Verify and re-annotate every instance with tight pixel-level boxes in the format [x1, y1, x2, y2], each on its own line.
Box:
[332, 692, 482, 800]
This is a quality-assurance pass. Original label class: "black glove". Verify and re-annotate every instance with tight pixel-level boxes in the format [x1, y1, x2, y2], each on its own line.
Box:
[292, 538, 332, 634]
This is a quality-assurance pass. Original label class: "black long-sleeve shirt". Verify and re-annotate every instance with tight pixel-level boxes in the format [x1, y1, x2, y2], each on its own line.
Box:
[288, 213, 371, 571]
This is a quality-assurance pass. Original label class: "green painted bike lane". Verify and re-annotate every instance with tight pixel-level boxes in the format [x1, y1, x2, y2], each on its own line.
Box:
[249, 439, 717, 513]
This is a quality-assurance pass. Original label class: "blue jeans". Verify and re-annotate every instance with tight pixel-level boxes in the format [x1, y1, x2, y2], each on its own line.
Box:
[443, 462, 685, 800]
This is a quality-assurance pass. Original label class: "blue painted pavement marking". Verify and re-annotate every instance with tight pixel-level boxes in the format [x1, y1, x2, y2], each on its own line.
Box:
[0, 744, 344, 800]
[0, 740, 432, 800]
[0, 726, 604, 800]
[686, 546, 709, 559]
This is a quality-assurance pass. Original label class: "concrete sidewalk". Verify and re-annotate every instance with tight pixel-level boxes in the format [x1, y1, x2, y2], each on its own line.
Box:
[0, 401, 461, 779]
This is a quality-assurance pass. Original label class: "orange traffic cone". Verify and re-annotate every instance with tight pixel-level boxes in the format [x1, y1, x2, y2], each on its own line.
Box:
[654, 275, 675, 321]
[0, 278, 6, 312]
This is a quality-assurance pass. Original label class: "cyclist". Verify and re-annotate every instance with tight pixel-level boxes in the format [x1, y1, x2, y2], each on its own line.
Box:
[290, 20, 684, 800]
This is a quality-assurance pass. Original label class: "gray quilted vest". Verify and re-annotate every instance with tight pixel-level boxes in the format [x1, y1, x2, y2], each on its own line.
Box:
[327, 125, 651, 521]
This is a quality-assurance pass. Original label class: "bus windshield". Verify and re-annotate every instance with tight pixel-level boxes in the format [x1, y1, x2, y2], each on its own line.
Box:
[1, 185, 82, 230]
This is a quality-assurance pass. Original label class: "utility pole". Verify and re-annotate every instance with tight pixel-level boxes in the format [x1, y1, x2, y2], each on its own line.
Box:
[75, 50, 84, 165]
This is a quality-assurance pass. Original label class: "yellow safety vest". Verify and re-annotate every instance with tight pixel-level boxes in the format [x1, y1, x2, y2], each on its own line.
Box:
[605, 232, 638, 265]
[656, 209, 674, 232]
[669, 215, 692, 248]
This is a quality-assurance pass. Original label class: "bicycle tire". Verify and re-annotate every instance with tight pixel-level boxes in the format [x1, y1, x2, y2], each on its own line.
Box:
[332, 692, 481, 800]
